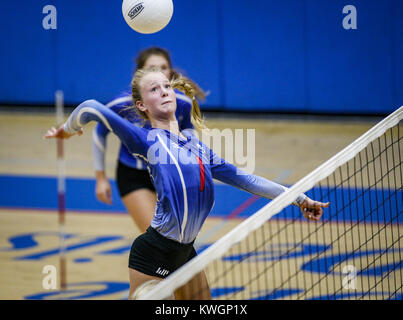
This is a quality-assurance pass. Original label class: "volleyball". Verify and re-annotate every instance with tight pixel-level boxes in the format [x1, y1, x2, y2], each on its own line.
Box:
[122, 0, 174, 34]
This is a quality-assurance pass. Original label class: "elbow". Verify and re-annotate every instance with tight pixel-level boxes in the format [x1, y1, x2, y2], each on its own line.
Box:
[77, 99, 103, 110]
[81, 99, 99, 107]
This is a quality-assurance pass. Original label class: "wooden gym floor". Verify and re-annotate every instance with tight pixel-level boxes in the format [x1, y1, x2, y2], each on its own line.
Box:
[1, 108, 396, 300]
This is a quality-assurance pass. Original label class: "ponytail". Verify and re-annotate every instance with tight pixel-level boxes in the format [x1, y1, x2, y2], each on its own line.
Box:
[171, 75, 206, 131]
[171, 70, 207, 102]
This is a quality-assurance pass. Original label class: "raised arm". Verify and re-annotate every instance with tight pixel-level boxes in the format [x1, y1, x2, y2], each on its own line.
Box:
[45, 99, 148, 158]
[209, 149, 329, 221]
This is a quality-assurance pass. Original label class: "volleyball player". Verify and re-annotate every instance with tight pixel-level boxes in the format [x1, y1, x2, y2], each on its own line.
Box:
[44, 68, 330, 299]
[93, 47, 205, 232]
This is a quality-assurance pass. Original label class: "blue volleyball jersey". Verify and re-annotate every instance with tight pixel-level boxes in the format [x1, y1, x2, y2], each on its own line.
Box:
[65, 100, 306, 243]
[92, 90, 194, 171]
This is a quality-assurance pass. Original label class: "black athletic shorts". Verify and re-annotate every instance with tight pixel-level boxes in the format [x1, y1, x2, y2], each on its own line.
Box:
[116, 161, 156, 197]
[128, 227, 197, 278]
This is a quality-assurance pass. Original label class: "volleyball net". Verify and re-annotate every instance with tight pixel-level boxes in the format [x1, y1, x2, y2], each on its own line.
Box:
[141, 106, 402, 300]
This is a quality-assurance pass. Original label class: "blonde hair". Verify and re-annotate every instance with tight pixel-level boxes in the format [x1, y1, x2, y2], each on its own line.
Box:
[171, 69, 207, 102]
[131, 67, 206, 131]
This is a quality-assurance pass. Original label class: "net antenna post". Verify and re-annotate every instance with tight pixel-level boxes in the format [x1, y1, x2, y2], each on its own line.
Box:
[55, 90, 67, 291]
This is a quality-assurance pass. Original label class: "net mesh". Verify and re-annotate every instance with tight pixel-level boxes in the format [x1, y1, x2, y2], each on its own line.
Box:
[142, 107, 402, 300]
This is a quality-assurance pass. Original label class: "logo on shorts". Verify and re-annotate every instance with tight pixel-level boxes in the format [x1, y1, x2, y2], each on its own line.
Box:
[156, 267, 170, 277]
[128, 3, 144, 20]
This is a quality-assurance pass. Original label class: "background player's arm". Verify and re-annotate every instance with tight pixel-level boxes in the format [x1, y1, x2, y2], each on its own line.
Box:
[93, 122, 113, 204]
[93, 122, 110, 173]
[92, 96, 137, 204]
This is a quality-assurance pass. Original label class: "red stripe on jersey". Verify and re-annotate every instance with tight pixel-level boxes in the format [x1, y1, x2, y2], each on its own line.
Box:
[196, 155, 205, 192]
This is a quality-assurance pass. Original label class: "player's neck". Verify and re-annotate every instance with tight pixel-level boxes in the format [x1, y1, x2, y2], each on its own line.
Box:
[151, 118, 183, 138]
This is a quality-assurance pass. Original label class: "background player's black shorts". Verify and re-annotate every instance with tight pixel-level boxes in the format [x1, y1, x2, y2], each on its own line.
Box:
[116, 161, 156, 197]
[129, 227, 197, 278]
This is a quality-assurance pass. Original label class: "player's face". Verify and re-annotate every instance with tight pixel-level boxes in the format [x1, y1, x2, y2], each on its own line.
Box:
[143, 55, 171, 79]
[138, 72, 177, 121]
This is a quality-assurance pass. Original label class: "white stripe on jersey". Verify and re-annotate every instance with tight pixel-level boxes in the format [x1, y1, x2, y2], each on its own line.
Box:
[106, 96, 132, 108]
[156, 133, 188, 243]
[136, 157, 143, 169]
[132, 152, 151, 172]
[77, 107, 113, 132]
[132, 152, 148, 164]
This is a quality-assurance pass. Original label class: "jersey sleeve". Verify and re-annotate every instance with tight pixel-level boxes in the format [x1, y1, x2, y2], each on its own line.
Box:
[209, 149, 306, 206]
[92, 122, 110, 171]
[64, 99, 148, 158]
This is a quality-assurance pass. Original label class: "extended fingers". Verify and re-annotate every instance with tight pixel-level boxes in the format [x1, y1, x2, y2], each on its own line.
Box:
[322, 202, 330, 208]
[312, 201, 330, 209]
[44, 127, 57, 139]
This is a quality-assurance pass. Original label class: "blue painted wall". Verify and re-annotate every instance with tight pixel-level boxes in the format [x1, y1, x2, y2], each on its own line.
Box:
[0, 0, 402, 114]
